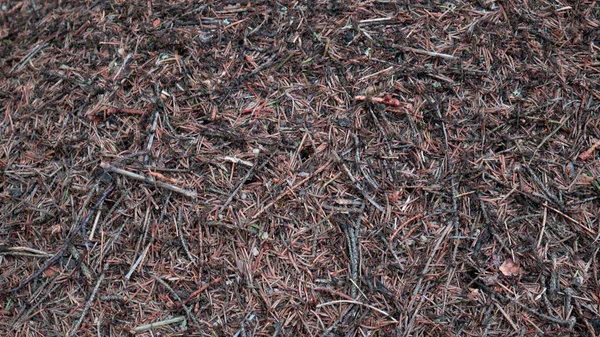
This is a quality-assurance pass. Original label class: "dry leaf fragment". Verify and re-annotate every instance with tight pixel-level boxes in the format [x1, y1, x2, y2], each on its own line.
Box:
[579, 139, 600, 161]
[43, 266, 59, 278]
[467, 288, 480, 300]
[48, 223, 62, 237]
[147, 170, 178, 184]
[499, 258, 522, 276]
[354, 95, 401, 107]
[480, 274, 500, 286]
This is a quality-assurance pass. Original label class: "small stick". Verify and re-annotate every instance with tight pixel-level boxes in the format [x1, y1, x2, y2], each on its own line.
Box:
[68, 244, 92, 281]
[316, 300, 398, 322]
[183, 277, 223, 306]
[125, 240, 151, 281]
[333, 152, 384, 212]
[144, 110, 160, 165]
[147, 170, 178, 184]
[87, 211, 102, 241]
[0, 246, 52, 258]
[579, 138, 600, 161]
[494, 302, 519, 331]
[76, 181, 100, 248]
[477, 282, 576, 328]
[177, 207, 197, 265]
[389, 214, 423, 244]
[220, 153, 273, 213]
[393, 45, 457, 60]
[113, 53, 133, 81]
[529, 115, 570, 165]
[354, 95, 400, 107]
[1, 248, 65, 295]
[82, 183, 116, 249]
[345, 203, 365, 298]
[70, 264, 108, 336]
[220, 156, 254, 167]
[252, 159, 332, 219]
[1, 183, 114, 294]
[274, 51, 299, 71]
[9, 43, 47, 73]
[434, 100, 460, 264]
[152, 275, 201, 327]
[232, 313, 256, 337]
[97, 219, 129, 271]
[525, 165, 564, 211]
[133, 316, 186, 333]
[92, 189, 128, 248]
[102, 164, 196, 199]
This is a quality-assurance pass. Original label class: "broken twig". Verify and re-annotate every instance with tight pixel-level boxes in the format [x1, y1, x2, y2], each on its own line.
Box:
[101, 164, 196, 199]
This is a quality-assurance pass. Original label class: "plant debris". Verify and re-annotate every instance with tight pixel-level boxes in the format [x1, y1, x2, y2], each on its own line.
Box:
[1, 1, 600, 336]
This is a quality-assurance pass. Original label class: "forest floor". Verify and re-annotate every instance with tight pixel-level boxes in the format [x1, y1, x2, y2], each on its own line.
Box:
[1, 1, 600, 336]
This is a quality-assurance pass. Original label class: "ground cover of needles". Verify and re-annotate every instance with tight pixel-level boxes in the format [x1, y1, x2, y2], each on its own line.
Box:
[1, 1, 600, 336]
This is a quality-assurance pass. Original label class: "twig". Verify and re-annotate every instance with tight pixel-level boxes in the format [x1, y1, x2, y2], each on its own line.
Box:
[80, 183, 115, 250]
[316, 300, 398, 323]
[133, 316, 186, 333]
[68, 244, 92, 281]
[244, 52, 279, 78]
[525, 165, 565, 211]
[177, 206, 197, 265]
[220, 156, 254, 167]
[9, 43, 47, 74]
[10, 276, 60, 328]
[252, 159, 332, 219]
[477, 282, 576, 328]
[354, 95, 400, 107]
[125, 240, 152, 281]
[392, 45, 457, 60]
[404, 224, 453, 336]
[144, 84, 162, 165]
[321, 305, 358, 337]
[434, 99, 460, 264]
[5, 255, 55, 298]
[97, 219, 129, 271]
[113, 53, 133, 81]
[579, 138, 600, 161]
[232, 313, 256, 337]
[1, 183, 115, 294]
[152, 275, 201, 327]
[87, 210, 102, 242]
[0, 246, 52, 258]
[70, 264, 108, 336]
[494, 302, 519, 331]
[220, 153, 273, 213]
[76, 180, 100, 249]
[102, 164, 196, 198]
[92, 189, 128, 244]
[343, 203, 364, 298]
[144, 110, 160, 165]
[332, 152, 384, 212]
[274, 51, 300, 71]
[528, 114, 570, 165]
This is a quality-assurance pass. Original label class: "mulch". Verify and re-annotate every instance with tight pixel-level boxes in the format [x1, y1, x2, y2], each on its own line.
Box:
[1, 0, 600, 336]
